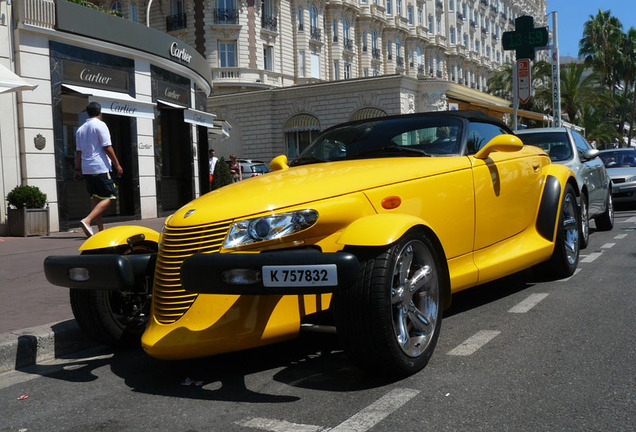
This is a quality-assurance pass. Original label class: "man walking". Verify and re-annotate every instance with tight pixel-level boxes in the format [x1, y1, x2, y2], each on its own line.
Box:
[75, 101, 123, 237]
[209, 148, 218, 187]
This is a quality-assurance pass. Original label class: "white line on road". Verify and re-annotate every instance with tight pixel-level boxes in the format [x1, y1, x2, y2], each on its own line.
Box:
[558, 268, 582, 282]
[601, 243, 616, 249]
[236, 388, 420, 432]
[580, 252, 603, 263]
[447, 330, 500, 356]
[621, 216, 636, 223]
[236, 418, 324, 432]
[508, 293, 549, 313]
[329, 388, 420, 432]
[615, 234, 628, 239]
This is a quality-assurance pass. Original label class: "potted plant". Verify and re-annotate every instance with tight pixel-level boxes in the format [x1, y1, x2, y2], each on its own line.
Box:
[6, 185, 50, 236]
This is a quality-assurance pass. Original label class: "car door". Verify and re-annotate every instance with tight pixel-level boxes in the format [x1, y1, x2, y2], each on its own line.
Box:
[572, 130, 606, 216]
[467, 121, 548, 251]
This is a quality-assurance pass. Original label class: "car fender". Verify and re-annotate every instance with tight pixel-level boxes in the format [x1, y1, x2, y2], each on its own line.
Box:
[336, 213, 427, 247]
[536, 165, 579, 242]
[78, 225, 160, 252]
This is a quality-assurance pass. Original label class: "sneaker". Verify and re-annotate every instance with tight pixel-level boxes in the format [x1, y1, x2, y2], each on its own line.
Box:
[80, 220, 93, 237]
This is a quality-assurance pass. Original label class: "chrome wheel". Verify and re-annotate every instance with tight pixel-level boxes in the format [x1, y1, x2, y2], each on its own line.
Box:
[390, 239, 440, 358]
[562, 191, 579, 265]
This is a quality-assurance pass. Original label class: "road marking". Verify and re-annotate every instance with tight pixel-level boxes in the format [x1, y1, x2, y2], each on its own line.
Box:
[559, 268, 582, 282]
[236, 388, 420, 432]
[508, 293, 549, 313]
[580, 252, 602, 263]
[329, 388, 419, 432]
[601, 243, 615, 249]
[615, 234, 628, 239]
[447, 330, 500, 356]
[621, 216, 636, 223]
[236, 418, 323, 432]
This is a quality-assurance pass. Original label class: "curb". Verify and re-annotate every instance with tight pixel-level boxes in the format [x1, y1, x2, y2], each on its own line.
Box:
[0, 320, 98, 374]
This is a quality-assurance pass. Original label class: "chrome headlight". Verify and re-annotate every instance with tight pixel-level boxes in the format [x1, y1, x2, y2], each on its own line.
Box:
[223, 209, 319, 248]
[626, 175, 636, 183]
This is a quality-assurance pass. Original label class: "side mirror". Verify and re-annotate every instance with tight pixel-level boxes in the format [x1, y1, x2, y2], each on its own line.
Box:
[582, 148, 599, 161]
[269, 155, 289, 171]
[474, 134, 524, 160]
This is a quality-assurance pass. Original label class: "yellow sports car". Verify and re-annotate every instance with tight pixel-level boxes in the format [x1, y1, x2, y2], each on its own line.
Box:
[45, 111, 580, 376]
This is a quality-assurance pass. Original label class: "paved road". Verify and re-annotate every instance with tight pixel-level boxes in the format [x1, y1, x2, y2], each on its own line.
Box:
[1, 209, 635, 432]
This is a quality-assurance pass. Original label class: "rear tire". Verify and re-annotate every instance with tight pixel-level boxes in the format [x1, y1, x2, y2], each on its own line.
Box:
[70, 243, 156, 347]
[594, 192, 614, 231]
[334, 229, 445, 377]
[535, 184, 580, 279]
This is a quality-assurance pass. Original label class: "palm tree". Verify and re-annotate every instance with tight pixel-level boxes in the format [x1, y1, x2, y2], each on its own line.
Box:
[559, 63, 602, 125]
[618, 27, 636, 143]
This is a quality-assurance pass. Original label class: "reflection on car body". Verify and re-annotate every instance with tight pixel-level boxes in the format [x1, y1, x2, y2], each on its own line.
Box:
[44, 111, 580, 377]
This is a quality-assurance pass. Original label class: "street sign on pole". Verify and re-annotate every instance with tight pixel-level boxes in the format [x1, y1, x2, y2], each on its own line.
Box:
[517, 59, 531, 104]
[551, 12, 562, 127]
[502, 16, 549, 61]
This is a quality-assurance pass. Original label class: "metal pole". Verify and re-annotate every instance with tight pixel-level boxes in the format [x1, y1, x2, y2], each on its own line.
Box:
[513, 60, 518, 131]
[551, 11, 562, 127]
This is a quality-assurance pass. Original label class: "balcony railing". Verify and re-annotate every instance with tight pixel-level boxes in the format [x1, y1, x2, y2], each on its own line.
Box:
[418, 64, 425, 75]
[262, 15, 277, 31]
[396, 56, 404, 67]
[344, 39, 354, 51]
[18, 0, 56, 28]
[166, 13, 186, 31]
[310, 26, 322, 42]
[214, 9, 238, 24]
[372, 48, 381, 60]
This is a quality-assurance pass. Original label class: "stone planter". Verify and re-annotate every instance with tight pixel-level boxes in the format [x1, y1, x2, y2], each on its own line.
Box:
[7, 205, 50, 237]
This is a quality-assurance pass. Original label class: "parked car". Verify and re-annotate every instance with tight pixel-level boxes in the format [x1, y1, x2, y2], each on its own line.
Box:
[598, 148, 636, 204]
[226, 158, 270, 180]
[44, 111, 580, 377]
[516, 127, 613, 248]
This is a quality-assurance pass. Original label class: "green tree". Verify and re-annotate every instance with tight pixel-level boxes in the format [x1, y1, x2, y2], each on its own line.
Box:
[211, 156, 233, 190]
[559, 63, 601, 125]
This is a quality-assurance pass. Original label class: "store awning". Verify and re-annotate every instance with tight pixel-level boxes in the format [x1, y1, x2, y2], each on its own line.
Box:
[283, 114, 320, 132]
[349, 107, 388, 121]
[0, 64, 37, 94]
[62, 84, 156, 119]
[157, 99, 187, 109]
[209, 120, 231, 137]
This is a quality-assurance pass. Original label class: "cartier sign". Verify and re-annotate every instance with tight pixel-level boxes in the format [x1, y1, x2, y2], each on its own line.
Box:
[62, 60, 128, 92]
[170, 42, 192, 64]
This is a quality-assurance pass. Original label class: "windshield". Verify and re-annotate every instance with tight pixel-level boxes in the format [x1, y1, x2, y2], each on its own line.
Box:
[291, 116, 463, 166]
[517, 132, 572, 162]
[599, 150, 636, 168]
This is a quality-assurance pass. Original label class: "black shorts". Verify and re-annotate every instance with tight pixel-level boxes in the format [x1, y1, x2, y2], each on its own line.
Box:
[85, 172, 117, 200]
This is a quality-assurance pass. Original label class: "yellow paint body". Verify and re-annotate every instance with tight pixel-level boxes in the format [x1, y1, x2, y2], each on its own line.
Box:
[141, 139, 575, 360]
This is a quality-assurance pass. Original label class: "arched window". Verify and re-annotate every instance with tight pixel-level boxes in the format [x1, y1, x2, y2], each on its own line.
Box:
[284, 114, 320, 158]
[111, 1, 122, 14]
[349, 107, 387, 121]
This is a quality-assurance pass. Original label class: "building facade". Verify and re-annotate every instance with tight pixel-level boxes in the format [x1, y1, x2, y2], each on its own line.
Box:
[0, 0, 219, 234]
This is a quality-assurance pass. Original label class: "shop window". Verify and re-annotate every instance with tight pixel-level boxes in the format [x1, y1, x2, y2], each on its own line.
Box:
[219, 41, 237, 67]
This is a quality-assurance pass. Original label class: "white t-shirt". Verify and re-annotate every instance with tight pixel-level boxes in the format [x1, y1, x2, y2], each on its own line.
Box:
[75, 117, 112, 174]
[209, 156, 218, 174]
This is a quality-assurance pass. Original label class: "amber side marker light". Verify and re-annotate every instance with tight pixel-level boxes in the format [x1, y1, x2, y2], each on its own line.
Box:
[382, 196, 402, 209]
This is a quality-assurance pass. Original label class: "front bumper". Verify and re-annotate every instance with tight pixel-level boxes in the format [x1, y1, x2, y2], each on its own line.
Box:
[181, 250, 360, 295]
[611, 180, 636, 202]
[43, 254, 156, 292]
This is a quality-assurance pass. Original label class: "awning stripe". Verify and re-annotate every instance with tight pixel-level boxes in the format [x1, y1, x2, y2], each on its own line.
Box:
[283, 114, 320, 132]
[350, 107, 388, 121]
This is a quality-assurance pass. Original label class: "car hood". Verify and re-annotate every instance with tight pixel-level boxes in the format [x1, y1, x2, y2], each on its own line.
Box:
[169, 157, 471, 226]
[606, 167, 636, 179]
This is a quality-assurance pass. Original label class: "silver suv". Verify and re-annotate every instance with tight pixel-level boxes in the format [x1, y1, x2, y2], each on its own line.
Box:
[516, 127, 613, 248]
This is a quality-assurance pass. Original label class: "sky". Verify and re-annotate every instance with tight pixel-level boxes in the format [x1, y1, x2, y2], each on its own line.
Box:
[546, 0, 636, 58]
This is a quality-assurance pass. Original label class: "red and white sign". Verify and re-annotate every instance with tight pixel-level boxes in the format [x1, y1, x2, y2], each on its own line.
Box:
[517, 59, 531, 104]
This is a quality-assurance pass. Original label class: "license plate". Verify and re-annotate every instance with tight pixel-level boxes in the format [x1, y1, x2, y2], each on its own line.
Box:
[262, 265, 338, 287]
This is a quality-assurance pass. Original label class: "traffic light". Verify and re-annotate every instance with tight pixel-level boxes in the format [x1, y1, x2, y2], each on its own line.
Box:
[502, 16, 549, 61]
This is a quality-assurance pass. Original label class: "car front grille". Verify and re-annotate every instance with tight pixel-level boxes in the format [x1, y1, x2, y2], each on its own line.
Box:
[613, 178, 625, 184]
[152, 220, 232, 324]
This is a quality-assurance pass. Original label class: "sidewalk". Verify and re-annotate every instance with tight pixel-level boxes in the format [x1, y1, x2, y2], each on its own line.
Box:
[0, 217, 165, 373]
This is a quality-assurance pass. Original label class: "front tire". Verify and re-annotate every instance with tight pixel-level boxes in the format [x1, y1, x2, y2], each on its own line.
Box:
[334, 229, 445, 377]
[70, 243, 156, 347]
[594, 192, 614, 231]
[579, 195, 589, 249]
